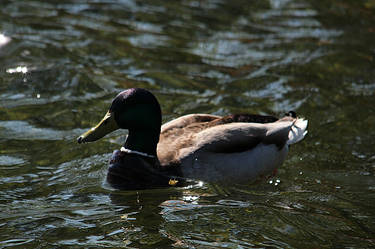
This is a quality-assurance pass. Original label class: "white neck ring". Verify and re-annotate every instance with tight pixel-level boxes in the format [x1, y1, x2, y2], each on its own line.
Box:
[120, 147, 155, 158]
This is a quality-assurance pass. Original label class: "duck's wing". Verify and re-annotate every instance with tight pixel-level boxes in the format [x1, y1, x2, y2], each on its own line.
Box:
[159, 113, 278, 155]
[158, 114, 308, 167]
[179, 116, 307, 158]
[177, 117, 308, 182]
[158, 115, 307, 182]
[197, 117, 307, 151]
[161, 114, 221, 133]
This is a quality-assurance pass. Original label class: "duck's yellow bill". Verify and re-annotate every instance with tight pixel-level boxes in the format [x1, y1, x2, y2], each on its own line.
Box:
[77, 111, 119, 143]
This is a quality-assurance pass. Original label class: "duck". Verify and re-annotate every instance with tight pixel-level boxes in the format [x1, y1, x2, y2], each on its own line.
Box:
[77, 88, 308, 190]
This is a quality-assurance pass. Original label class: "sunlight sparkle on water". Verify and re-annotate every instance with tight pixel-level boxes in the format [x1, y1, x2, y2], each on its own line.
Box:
[6, 66, 28, 74]
[182, 195, 199, 203]
[0, 33, 11, 47]
[269, 179, 281, 186]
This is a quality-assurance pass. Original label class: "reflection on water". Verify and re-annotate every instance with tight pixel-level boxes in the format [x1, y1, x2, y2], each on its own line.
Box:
[6, 66, 28, 74]
[0, 33, 11, 47]
[1, 0, 375, 248]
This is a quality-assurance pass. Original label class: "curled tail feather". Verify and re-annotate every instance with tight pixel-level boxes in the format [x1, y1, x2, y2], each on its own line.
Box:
[287, 118, 308, 145]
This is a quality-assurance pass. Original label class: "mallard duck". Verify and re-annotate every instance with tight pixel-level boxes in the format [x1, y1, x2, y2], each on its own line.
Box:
[77, 88, 308, 189]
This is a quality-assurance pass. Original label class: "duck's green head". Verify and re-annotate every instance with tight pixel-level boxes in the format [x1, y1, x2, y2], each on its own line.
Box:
[77, 88, 162, 145]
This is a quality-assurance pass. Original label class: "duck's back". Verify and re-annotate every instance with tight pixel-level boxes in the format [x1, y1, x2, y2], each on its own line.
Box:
[157, 113, 280, 166]
[157, 113, 307, 182]
[158, 114, 221, 166]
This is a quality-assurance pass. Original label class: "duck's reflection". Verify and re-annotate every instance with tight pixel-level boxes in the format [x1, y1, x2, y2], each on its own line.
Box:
[108, 182, 209, 247]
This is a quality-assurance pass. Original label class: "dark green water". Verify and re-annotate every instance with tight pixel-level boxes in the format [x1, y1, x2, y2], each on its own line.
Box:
[1, 0, 374, 248]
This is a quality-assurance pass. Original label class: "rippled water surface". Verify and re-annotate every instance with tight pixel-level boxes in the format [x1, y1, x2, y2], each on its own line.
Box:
[1, 0, 375, 248]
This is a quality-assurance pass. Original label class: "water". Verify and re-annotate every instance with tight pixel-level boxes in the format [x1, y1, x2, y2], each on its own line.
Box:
[1, 0, 374, 248]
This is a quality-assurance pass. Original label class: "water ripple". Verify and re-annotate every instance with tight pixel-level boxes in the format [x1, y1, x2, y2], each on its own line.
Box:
[0, 156, 26, 166]
[0, 0, 374, 248]
[0, 120, 85, 141]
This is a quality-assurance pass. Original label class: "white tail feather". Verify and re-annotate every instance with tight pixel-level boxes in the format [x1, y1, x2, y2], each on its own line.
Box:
[287, 118, 308, 145]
